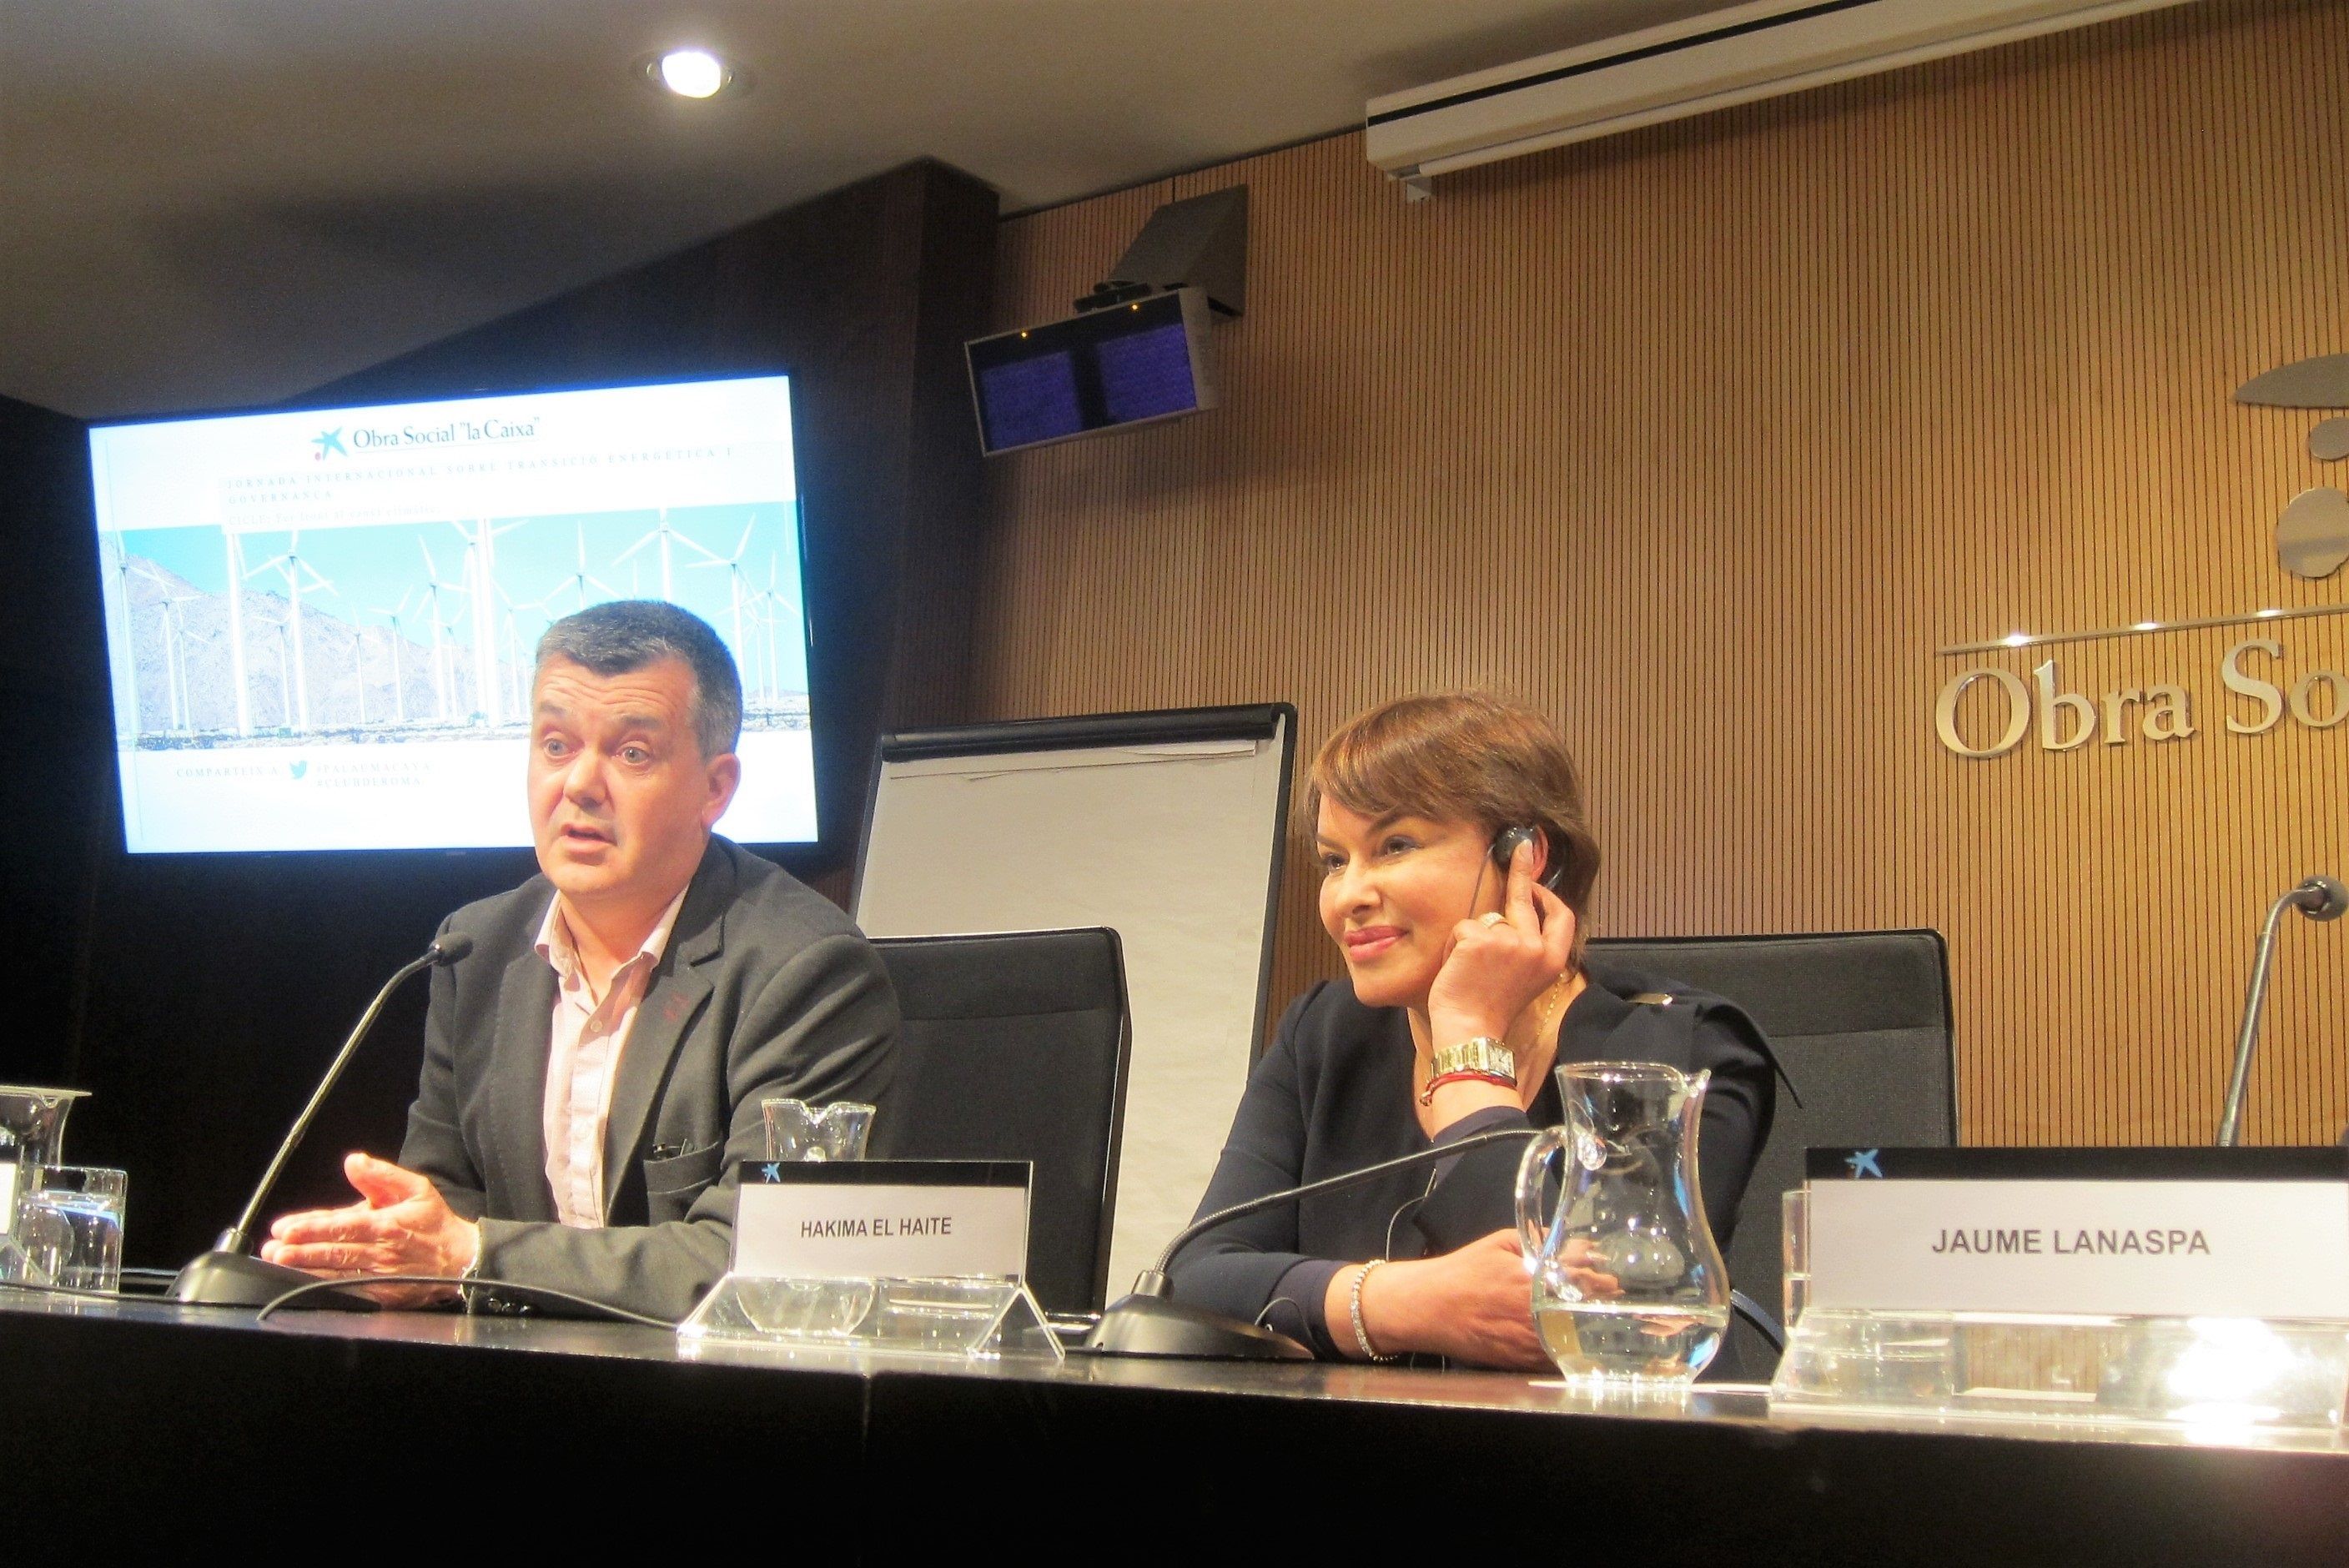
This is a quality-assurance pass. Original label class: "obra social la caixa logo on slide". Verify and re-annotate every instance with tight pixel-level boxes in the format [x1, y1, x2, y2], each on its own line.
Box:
[311, 415, 540, 460]
[1935, 354, 2349, 760]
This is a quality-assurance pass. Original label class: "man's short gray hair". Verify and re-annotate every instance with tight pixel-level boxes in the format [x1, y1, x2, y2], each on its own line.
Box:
[534, 601, 742, 759]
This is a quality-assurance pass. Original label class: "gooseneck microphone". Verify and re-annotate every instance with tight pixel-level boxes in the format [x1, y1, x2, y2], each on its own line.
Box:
[1084, 1128, 1537, 1359]
[169, 932, 473, 1309]
[2216, 876, 2346, 1148]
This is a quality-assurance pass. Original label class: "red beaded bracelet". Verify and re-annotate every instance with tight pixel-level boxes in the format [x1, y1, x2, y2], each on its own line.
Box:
[1418, 1068, 1517, 1105]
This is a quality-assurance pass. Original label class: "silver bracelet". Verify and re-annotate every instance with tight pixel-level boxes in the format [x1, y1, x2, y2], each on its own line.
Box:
[1350, 1259, 1398, 1362]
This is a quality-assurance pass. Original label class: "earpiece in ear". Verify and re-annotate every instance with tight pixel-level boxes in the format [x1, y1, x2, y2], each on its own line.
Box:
[1492, 825, 1567, 892]
[1491, 826, 1539, 868]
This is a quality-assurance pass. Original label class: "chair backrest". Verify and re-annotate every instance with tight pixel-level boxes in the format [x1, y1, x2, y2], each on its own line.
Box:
[1587, 930, 1955, 1375]
[870, 927, 1131, 1316]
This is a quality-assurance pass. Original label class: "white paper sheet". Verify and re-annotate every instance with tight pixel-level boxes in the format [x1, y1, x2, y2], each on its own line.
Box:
[854, 721, 1288, 1299]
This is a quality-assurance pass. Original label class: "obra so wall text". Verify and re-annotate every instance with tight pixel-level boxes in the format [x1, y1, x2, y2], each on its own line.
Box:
[1934, 638, 2348, 759]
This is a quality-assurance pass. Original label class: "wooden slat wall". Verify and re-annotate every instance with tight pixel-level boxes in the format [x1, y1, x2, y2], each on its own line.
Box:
[969, 0, 2349, 1147]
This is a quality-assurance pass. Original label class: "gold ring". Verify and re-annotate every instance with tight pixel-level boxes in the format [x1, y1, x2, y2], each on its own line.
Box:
[1479, 912, 1506, 927]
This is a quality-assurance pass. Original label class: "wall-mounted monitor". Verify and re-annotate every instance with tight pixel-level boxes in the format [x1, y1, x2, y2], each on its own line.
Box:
[86, 374, 816, 854]
[965, 287, 1220, 456]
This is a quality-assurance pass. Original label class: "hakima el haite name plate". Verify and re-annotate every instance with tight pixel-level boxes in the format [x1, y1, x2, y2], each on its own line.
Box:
[677, 1161, 1058, 1360]
[1802, 1147, 2349, 1319]
[730, 1158, 1030, 1281]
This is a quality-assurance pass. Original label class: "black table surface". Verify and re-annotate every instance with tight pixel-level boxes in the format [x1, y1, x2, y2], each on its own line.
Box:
[4, 1289, 2344, 1561]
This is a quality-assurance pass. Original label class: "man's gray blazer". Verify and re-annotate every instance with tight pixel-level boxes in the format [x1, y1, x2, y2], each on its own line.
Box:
[400, 835, 898, 1321]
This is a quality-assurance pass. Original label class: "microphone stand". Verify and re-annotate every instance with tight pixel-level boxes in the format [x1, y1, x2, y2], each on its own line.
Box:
[169, 936, 470, 1309]
[2216, 876, 2346, 1148]
[1084, 1128, 1537, 1359]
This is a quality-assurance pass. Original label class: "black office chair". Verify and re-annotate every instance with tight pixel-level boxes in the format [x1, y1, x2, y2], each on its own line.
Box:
[870, 928, 1132, 1318]
[1587, 930, 1956, 1379]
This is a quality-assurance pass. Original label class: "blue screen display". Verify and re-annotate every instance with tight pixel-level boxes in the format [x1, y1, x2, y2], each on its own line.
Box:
[968, 292, 1208, 455]
[1096, 324, 1197, 425]
[976, 353, 1084, 450]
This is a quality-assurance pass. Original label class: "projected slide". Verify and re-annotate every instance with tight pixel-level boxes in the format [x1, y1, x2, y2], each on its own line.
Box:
[88, 375, 817, 853]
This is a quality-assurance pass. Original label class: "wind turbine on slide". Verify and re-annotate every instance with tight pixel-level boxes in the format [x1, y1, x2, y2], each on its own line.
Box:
[446, 518, 526, 727]
[306, 575, 367, 728]
[418, 540, 465, 724]
[220, 528, 254, 736]
[243, 531, 335, 732]
[614, 509, 721, 601]
[130, 561, 202, 732]
[687, 516, 760, 664]
[747, 555, 806, 714]
[539, 520, 619, 616]
[364, 590, 418, 726]
[498, 598, 532, 720]
[98, 537, 143, 735]
[247, 598, 294, 728]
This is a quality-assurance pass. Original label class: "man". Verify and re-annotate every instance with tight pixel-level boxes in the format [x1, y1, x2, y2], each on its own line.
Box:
[263, 601, 896, 1321]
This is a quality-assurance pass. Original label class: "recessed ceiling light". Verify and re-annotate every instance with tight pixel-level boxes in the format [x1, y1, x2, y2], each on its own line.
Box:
[636, 48, 750, 100]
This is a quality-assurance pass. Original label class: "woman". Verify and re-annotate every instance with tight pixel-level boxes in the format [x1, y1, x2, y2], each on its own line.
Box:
[1169, 692, 1778, 1368]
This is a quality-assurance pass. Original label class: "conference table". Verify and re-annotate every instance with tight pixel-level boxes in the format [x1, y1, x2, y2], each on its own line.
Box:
[3, 1289, 2342, 1560]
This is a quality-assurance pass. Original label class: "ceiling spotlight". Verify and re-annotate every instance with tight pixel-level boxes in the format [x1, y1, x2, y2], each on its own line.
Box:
[661, 49, 723, 97]
[636, 48, 749, 99]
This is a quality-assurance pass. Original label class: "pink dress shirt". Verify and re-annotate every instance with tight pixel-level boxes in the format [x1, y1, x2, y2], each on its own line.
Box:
[533, 888, 689, 1228]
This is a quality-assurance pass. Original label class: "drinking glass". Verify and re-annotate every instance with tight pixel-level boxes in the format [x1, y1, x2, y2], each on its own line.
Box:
[16, 1165, 127, 1294]
[762, 1098, 876, 1163]
[1782, 1186, 1810, 1331]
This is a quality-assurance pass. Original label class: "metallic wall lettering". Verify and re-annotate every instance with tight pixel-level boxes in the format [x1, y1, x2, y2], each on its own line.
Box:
[2098, 688, 2142, 746]
[2290, 670, 2349, 730]
[1933, 664, 2198, 759]
[1928, 642, 2349, 758]
[2236, 354, 2349, 578]
[2034, 661, 2095, 751]
[2143, 686, 2194, 741]
[2278, 486, 2349, 580]
[2235, 353, 2349, 410]
[1934, 668, 2030, 759]
[2223, 638, 2285, 734]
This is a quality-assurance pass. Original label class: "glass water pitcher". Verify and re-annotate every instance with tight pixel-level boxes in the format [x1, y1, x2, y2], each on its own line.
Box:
[1514, 1062, 1728, 1384]
[0, 1086, 88, 1187]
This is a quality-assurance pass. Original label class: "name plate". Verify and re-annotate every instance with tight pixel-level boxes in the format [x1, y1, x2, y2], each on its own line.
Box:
[732, 1159, 1030, 1281]
[1805, 1148, 2349, 1319]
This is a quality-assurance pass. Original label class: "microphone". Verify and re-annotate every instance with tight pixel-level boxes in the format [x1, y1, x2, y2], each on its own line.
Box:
[2216, 877, 2346, 1148]
[1083, 1128, 1537, 1359]
[169, 932, 472, 1309]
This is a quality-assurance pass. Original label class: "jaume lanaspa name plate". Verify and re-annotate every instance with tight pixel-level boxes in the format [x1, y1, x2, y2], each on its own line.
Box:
[1804, 1148, 2349, 1319]
[732, 1158, 1031, 1281]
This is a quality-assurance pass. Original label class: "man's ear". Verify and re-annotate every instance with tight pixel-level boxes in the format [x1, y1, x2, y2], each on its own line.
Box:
[701, 752, 742, 829]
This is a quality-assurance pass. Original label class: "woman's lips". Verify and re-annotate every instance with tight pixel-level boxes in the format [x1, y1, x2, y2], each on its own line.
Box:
[1343, 927, 1403, 961]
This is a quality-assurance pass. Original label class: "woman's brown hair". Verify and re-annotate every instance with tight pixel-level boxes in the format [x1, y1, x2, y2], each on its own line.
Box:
[1303, 691, 1602, 962]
